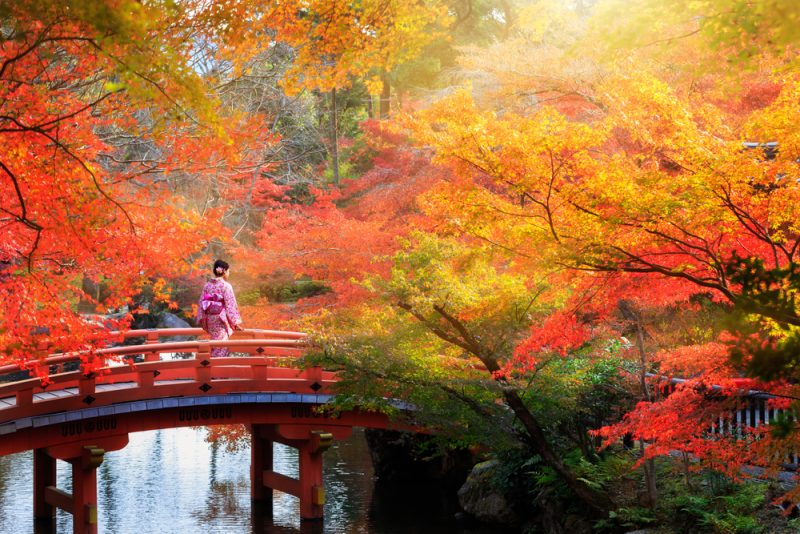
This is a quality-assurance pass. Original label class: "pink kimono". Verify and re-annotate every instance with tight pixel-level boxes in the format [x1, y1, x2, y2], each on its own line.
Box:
[196, 278, 242, 357]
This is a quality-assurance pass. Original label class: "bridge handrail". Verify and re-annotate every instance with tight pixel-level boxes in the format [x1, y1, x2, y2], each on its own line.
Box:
[112, 328, 308, 340]
[0, 332, 347, 455]
[0, 351, 307, 397]
[0, 329, 309, 378]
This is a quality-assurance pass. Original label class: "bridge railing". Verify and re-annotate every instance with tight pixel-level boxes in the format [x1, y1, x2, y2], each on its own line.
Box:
[113, 327, 308, 343]
[0, 328, 308, 375]
[0, 329, 338, 426]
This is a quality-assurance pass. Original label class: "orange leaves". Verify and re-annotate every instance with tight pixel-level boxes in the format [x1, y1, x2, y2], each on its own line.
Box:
[654, 342, 730, 379]
[231, 0, 449, 94]
[256, 185, 396, 299]
[410, 90, 607, 262]
[515, 311, 592, 359]
[0, 1, 240, 365]
[247, 122, 447, 315]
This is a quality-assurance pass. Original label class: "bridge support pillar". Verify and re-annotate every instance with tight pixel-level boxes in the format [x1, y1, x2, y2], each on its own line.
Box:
[34, 448, 57, 530]
[297, 437, 327, 520]
[251, 424, 340, 521]
[34, 435, 128, 534]
[69, 447, 102, 534]
[250, 424, 273, 503]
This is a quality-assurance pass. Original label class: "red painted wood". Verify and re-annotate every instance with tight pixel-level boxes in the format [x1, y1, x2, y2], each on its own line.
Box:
[250, 425, 273, 502]
[46, 436, 129, 461]
[34, 449, 57, 521]
[0, 334, 307, 376]
[0, 333, 339, 426]
[70, 455, 98, 534]
[262, 470, 302, 498]
[0, 329, 422, 528]
[44, 486, 73, 514]
[298, 442, 325, 519]
[276, 424, 352, 441]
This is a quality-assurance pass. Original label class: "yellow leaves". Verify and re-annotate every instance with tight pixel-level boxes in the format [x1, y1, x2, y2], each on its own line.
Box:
[586, 0, 800, 74]
[365, 76, 384, 96]
[743, 75, 800, 149]
[102, 80, 126, 93]
[383, 232, 541, 325]
[255, 0, 449, 94]
[599, 68, 702, 153]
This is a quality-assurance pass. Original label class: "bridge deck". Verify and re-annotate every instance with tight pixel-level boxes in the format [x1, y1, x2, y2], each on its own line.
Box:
[0, 380, 191, 408]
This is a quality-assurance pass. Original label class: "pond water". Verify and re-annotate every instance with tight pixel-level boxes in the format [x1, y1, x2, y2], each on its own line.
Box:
[0, 427, 509, 533]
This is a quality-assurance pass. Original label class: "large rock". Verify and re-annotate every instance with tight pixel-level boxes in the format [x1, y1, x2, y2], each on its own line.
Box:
[365, 429, 473, 491]
[365, 429, 475, 524]
[156, 312, 194, 342]
[457, 459, 520, 527]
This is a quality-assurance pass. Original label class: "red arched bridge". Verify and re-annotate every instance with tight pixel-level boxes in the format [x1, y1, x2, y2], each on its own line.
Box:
[0, 328, 402, 534]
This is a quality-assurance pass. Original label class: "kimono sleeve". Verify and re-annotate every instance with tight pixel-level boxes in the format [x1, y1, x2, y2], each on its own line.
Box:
[223, 282, 242, 326]
[196, 283, 208, 324]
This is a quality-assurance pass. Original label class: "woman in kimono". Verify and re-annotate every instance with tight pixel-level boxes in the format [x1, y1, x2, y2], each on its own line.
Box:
[197, 259, 243, 357]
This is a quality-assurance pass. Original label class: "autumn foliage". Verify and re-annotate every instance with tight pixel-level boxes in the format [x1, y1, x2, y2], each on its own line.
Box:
[7, 0, 800, 520]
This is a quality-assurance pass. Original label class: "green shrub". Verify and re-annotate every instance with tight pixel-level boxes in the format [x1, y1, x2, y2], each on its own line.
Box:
[662, 472, 766, 534]
[594, 506, 658, 532]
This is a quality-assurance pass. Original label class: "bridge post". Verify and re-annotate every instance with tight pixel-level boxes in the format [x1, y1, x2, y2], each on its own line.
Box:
[33, 448, 57, 528]
[36, 436, 127, 534]
[298, 431, 332, 520]
[250, 424, 273, 503]
[69, 445, 104, 534]
[253, 425, 335, 521]
[196, 341, 212, 383]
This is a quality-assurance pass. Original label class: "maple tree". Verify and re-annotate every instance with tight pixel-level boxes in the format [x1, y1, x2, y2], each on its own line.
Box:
[0, 0, 445, 370]
[0, 0, 247, 372]
[398, 3, 800, 508]
[247, 120, 449, 322]
[260, 0, 800, 514]
[305, 231, 619, 513]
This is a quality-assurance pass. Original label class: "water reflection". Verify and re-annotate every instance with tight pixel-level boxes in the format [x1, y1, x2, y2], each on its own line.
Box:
[0, 427, 503, 534]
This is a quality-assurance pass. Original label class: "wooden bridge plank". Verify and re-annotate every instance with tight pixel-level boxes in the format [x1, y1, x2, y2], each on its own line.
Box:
[34, 391, 61, 401]
[95, 382, 138, 391]
[32, 390, 77, 402]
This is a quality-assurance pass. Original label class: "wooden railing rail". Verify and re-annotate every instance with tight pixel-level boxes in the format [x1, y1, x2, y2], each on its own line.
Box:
[0, 329, 308, 377]
[0, 330, 328, 427]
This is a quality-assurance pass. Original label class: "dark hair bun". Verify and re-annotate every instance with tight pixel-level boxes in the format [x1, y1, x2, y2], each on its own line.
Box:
[213, 259, 230, 277]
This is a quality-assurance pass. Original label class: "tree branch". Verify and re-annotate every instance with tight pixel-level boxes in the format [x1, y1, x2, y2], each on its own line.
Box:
[0, 161, 43, 271]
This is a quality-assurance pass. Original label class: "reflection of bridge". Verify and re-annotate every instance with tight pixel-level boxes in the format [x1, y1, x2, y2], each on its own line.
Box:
[0, 329, 397, 534]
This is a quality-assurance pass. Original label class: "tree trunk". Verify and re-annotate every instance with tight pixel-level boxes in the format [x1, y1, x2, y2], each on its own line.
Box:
[380, 73, 390, 119]
[470, 345, 614, 513]
[330, 88, 339, 187]
[619, 299, 658, 508]
[403, 302, 615, 515]
[501, 387, 614, 513]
